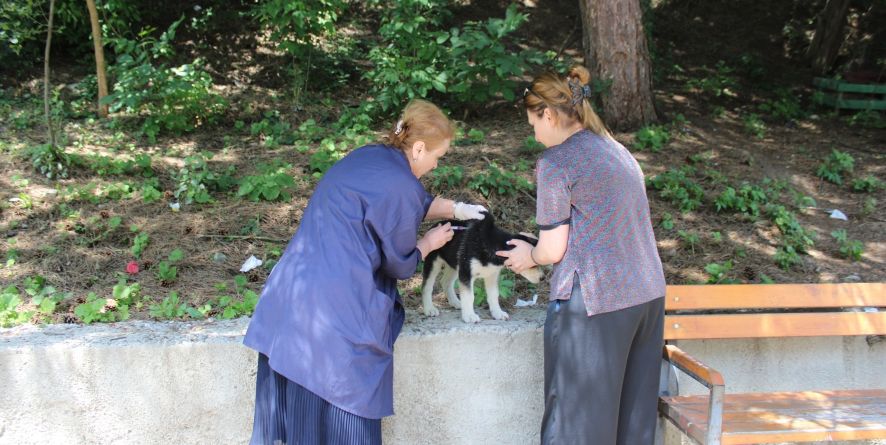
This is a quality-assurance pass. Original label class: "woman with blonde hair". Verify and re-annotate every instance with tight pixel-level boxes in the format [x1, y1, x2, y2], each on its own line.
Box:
[244, 99, 487, 444]
[498, 66, 666, 445]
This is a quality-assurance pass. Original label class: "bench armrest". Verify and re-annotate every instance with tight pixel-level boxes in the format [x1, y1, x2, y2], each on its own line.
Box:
[663, 344, 725, 389]
[660, 344, 725, 445]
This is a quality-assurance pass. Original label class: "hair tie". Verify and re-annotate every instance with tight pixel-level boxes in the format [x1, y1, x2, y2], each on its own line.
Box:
[568, 79, 592, 105]
[394, 120, 405, 135]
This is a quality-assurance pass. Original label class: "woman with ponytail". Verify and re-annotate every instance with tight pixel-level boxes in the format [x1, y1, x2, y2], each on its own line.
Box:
[497, 65, 666, 445]
[244, 99, 487, 445]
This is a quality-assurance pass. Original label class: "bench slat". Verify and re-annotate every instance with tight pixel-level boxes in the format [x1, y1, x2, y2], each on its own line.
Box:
[660, 390, 886, 444]
[664, 312, 886, 339]
[813, 77, 886, 93]
[665, 283, 886, 310]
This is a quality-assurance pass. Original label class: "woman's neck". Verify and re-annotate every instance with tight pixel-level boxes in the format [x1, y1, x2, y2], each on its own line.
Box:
[551, 124, 584, 147]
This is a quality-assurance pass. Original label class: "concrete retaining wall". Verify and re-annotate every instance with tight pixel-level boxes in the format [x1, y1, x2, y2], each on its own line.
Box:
[1, 308, 883, 444]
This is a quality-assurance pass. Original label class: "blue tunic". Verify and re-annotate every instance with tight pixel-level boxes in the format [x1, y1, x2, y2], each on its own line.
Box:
[243, 144, 434, 419]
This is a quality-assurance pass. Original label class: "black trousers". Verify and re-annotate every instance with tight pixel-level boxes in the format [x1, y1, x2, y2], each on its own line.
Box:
[541, 281, 665, 445]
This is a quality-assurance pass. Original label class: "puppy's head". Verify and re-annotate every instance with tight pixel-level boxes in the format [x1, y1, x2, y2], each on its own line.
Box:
[511, 234, 544, 284]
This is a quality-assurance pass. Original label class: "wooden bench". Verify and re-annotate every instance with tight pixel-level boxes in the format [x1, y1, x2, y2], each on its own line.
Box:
[656, 283, 886, 445]
[813, 77, 886, 111]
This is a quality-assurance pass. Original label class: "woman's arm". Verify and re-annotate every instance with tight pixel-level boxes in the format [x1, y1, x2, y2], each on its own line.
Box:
[426, 197, 455, 220]
[495, 224, 569, 272]
[531, 225, 569, 265]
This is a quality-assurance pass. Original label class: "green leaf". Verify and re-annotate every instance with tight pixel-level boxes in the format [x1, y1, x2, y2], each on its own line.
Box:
[168, 249, 184, 262]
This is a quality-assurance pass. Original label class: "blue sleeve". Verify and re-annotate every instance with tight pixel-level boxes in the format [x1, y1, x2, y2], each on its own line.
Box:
[367, 188, 433, 280]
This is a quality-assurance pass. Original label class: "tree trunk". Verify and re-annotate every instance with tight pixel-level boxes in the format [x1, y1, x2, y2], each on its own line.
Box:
[44, 0, 57, 148]
[86, 0, 109, 117]
[806, 0, 850, 75]
[579, 0, 657, 132]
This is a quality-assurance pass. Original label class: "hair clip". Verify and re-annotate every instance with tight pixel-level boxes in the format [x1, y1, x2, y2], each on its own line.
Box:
[568, 79, 592, 105]
[394, 120, 405, 135]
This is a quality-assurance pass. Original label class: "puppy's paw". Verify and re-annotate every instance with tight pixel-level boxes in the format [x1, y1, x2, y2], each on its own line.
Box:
[491, 309, 510, 321]
[423, 305, 440, 317]
[448, 298, 462, 309]
[461, 311, 481, 323]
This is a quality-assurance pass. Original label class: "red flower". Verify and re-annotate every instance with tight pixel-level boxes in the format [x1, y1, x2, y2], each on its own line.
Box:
[126, 261, 139, 275]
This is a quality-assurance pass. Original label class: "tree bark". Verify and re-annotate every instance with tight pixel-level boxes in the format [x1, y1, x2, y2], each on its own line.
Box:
[806, 0, 850, 75]
[579, 0, 657, 131]
[44, 0, 57, 148]
[86, 0, 109, 117]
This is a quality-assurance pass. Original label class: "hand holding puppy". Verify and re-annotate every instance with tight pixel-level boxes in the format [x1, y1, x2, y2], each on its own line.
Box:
[496, 238, 536, 273]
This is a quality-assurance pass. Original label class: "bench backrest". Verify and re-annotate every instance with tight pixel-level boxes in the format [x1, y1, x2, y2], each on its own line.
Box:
[663, 283, 886, 340]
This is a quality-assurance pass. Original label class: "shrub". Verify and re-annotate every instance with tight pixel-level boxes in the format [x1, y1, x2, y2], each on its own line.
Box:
[705, 261, 741, 284]
[659, 212, 674, 230]
[767, 204, 815, 253]
[251, 0, 347, 81]
[155, 249, 184, 285]
[633, 124, 670, 152]
[831, 229, 863, 261]
[429, 165, 465, 189]
[1, 285, 30, 327]
[714, 183, 769, 218]
[773, 245, 801, 270]
[816, 149, 854, 185]
[173, 152, 236, 204]
[131, 229, 149, 259]
[765, 203, 815, 270]
[758, 89, 805, 122]
[216, 275, 259, 319]
[845, 110, 885, 129]
[103, 18, 226, 142]
[250, 111, 298, 149]
[23, 275, 67, 320]
[686, 61, 738, 97]
[74, 279, 140, 324]
[521, 136, 546, 153]
[743, 113, 766, 139]
[149, 292, 207, 320]
[646, 167, 704, 213]
[468, 162, 533, 197]
[678, 230, 700, 254]
[28, 143, 72, 180]
[365, 2, 537, 113]
[237, 163, 297, 202]
[851, 175, 882, 193]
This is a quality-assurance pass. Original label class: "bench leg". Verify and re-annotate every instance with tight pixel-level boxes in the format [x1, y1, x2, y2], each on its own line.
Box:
[654, 415, 666, 445]
[656, 357, 674, 445]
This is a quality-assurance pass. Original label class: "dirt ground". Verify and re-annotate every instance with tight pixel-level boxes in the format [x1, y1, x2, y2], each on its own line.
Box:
[0, 0, 884, 323]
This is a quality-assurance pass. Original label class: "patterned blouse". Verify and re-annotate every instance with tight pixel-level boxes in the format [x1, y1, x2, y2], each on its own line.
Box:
[536, 129, 666, 316]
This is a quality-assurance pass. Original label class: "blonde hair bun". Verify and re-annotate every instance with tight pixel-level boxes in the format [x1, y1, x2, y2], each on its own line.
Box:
[386, 99, 455, 153]
[567, 64, 591, 86]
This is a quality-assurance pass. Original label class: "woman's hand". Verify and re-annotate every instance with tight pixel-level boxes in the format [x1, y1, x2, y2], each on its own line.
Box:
[425, 198, 487, 221]
[417, 223, 455, 259]
[453, 202, 487, 220]
[495, 238, 535, 273]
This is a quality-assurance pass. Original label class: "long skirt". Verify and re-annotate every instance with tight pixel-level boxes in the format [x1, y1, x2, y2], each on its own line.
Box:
[249, 353, 382, 445]
[540, 279, 665, 445]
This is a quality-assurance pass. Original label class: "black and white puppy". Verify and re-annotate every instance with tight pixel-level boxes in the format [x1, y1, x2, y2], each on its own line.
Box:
[421, 212, 544, 323]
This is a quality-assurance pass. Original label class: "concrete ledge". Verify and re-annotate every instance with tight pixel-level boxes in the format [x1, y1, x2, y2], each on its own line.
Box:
[2, 308, 884, 444]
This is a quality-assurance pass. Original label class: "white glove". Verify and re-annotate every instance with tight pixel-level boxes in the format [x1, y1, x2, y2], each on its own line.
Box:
[453, 202, 487, 220]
